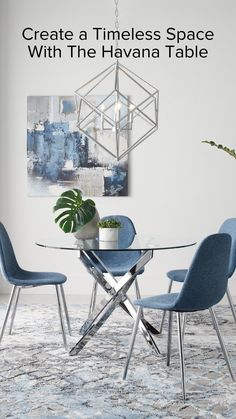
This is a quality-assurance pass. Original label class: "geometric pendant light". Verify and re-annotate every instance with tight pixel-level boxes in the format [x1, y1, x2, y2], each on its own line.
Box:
[75, 2, 159, 161]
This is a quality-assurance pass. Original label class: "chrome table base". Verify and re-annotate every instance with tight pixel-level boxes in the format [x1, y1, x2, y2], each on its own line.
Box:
[70, 250, 160, 356]
[84, 276, 159, 336]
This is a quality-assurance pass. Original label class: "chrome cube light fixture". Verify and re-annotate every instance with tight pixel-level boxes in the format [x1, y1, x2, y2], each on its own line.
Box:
[75, 2, 159, 161]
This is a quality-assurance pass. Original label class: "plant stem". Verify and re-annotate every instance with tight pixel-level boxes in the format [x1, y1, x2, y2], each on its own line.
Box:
[202, 140, 236, 159]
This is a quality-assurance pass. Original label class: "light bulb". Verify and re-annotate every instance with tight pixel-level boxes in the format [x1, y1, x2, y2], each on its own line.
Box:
[114, 101, 122, 112]
[114, 100, 121, 123]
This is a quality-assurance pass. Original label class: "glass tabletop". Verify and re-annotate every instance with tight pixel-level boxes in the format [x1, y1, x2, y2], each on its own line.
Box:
[36, 234, 197, 251]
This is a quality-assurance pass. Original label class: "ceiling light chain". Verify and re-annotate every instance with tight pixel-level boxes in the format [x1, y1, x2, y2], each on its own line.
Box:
[114, 0, 119, 49]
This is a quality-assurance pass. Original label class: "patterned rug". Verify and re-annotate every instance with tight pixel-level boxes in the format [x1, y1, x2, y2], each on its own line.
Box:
[0, 302, 236, 418]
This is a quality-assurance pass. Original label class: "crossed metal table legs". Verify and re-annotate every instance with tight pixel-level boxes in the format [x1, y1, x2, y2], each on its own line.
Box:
[69, 249, 160, 356]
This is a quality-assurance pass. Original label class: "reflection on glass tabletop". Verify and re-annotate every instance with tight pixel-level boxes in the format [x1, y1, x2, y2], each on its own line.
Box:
[36, 234, 197, 251]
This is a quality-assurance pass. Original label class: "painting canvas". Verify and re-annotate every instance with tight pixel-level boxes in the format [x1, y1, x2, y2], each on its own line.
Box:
[27, 96, 129, 196]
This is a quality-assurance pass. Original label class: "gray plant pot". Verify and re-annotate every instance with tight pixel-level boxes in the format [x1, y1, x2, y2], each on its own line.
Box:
[73, 210, 100, 240]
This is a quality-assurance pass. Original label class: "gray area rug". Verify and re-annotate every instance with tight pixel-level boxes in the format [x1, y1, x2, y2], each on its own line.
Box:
[0, 302, 236, 418]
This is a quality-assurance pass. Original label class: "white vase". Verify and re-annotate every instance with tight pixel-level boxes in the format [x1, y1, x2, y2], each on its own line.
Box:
[99, 228, 119, 242]
[73, 210, 100, 240]
[100, 241, 119, 250]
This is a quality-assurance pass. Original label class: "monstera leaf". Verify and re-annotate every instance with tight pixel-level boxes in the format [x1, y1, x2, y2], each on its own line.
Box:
[53, 188, 96, 233]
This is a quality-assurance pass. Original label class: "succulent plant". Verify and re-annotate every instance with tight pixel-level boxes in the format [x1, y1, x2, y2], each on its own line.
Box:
[97, 218, 122, 229]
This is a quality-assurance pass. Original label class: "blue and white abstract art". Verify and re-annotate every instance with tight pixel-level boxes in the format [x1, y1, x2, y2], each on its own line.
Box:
[27, 96, 129, 196]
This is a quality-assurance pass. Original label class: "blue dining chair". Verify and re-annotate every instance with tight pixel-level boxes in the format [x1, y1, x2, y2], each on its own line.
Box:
[160, 218, 236, 333]
[81, 215, 144, 314]
[123, 234, 235, 402]
[0, 222, 71, 349]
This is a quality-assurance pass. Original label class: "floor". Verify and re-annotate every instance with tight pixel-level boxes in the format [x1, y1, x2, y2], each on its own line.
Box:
[0, 298, 236, 418]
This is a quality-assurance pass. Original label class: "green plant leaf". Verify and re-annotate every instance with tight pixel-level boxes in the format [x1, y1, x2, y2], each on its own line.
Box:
[53, 199, 73, 212]
[54, 210, 71, 224]
[61, 189, 82, 202]
[53, 188, 96, 233]
[202, 140, 236, 159]
[75, 199, 96, 231]
[85, 198, 96, 207]
[59, 218, 75, 233]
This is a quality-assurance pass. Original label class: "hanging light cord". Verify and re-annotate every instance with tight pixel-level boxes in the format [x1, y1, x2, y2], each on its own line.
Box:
[114, 0, 119, 49]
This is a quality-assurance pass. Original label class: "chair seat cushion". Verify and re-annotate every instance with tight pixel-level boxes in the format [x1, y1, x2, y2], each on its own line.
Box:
[167, 269, 187, 283]
[8, 269, 67, 287]
[134, 293, 179, 310]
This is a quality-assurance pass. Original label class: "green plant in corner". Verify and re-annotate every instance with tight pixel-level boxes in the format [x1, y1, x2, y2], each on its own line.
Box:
[97, 219, 122, 229]
[53, 188, 96, 233]
[202, 140, 236, 159]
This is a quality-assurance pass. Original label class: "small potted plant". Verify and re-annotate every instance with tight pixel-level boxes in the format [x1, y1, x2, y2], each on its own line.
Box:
[97, 218, 122, 242]
[53, 188, 99, 239]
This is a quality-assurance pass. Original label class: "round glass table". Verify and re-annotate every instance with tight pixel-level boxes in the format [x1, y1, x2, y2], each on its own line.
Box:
[36, 234, 196, 252]
[36, 235, 196, 356]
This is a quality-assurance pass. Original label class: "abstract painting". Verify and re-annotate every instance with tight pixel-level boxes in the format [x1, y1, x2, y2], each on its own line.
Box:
[27, 96, 129, 196]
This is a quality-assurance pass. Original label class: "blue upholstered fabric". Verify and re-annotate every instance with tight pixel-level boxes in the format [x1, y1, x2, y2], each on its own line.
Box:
[167, 218, 236, 284]
[135, 234, 231, 312]
[167, 269, 187, 283]
[135, 293, 179, 310]
[81, 215, 144, 276]
[0, 223, 20, 277]
[218, 218, 236, 278]
[7, 270, 66, 287]
[0, 223, 67, 287]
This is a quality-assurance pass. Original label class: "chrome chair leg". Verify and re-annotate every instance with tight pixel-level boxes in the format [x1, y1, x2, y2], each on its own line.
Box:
[134, 277, 141, 299]
[182, 313, 187, 341]
[134, 278, 143, 316]
[226, 288, 236, 323]
[167, 310, 173, 366]
[209, 307, 235, 382]
[123, 306, 142, 380]
[177, 312, 186, 402]
[0, 285, 17, 344]
[55, 285, 67, 350]
[60, 285, 71, 336]
[159, 279, 173, 334]
[9, 287, 21, 335]
[88, 280, 98, 316]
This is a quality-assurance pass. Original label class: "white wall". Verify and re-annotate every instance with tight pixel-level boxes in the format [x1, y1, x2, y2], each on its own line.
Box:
[1, 0, 236, 296]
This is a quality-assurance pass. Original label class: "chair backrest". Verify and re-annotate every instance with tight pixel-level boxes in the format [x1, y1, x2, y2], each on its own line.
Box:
[174, 233, 231, 312]
[88, 215, 139, 269]
[0, 223, 20, 280]
[218, 218, 236, 278]
[100, 215, 136, 247]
